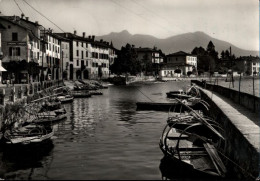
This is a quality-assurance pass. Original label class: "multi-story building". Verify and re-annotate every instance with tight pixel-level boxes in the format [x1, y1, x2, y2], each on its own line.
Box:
[237, 56, 260, 76]
[135, 47, 164, 75]
[0, 23, 7, 83]
[161, 51, 197, 77]
[0, 15, 42, 83]
[56, 31, 117, 80]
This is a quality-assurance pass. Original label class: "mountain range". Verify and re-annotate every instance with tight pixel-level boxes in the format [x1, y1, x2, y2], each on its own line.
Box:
[96, 30, 258, 57]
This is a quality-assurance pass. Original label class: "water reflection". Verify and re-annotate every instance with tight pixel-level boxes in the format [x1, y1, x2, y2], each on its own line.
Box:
[0, 141, 54, 180]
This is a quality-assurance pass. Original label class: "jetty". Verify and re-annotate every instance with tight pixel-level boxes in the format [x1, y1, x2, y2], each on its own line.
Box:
[136, 100, 208, 113]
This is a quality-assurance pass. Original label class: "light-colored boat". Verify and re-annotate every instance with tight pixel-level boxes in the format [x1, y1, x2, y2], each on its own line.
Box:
[4, 124, 54, 145]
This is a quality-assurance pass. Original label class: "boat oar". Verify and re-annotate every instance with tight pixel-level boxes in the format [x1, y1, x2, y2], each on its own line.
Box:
[175, 98, 225, 140]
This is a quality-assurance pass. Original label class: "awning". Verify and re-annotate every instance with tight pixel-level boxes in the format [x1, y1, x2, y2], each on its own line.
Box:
[0, 66, 6, 71]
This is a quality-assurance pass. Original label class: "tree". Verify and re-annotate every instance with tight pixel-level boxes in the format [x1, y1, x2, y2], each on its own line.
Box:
[207, 41, 215, 52]
[191, 46, 207, 56]
[110, 43, 140, 75]
[220, 51, 225, 59]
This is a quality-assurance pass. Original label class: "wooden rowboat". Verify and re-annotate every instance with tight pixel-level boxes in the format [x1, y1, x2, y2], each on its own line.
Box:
[3, 124, 54, 145]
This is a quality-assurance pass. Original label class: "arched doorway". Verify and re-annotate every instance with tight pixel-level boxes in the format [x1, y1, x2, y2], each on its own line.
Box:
[83, 70, 89, 79]
[63, 70, 68, 80]
[69, 64, 73, 80]
[76, 70, 81, 80]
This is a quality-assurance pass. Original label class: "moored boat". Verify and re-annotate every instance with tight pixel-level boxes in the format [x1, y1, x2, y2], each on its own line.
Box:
[3, 124, 54, 145]
[159, 124, 226, 178]
[71, 90, 92, 98]
[166, 85, 201, 99]
[56, 95, 74, 103]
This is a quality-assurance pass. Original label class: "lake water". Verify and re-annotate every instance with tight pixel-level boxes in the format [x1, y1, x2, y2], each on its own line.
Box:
[0, 81, 195, 180]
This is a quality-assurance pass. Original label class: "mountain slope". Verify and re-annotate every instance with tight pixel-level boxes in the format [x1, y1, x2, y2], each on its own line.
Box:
[96, 30, 258, 56]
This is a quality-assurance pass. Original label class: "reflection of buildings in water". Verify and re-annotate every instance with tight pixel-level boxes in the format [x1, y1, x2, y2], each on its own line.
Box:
[0, 140, 54, 180]
[113, 100, 137, 123]
[70, 99, 96, 132]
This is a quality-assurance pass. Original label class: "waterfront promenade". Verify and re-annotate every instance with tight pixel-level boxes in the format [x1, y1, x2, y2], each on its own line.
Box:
[198, 85, 259, 179]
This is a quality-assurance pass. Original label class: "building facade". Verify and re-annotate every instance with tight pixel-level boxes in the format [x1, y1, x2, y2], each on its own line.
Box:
[0, 15, 42, 83]
[56, 32, 117, 80]
[135, 47, 164, 76]
[160, 51, 197, 77]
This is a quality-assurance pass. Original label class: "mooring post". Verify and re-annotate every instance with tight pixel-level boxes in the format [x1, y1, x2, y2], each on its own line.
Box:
[238, 74, 241, 104]
[10, 87, 15, 103]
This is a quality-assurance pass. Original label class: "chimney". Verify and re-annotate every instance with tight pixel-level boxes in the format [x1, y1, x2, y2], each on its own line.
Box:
[26, 17, 29, 21]
[82, 32, 85, 38]
[92, 35, 95, 41]
[100, 39, 103, 42]
[74, 30, 77, 35]
[88, 35, 91, 39]
[21, 13, 25, 19]
[35, 21, 38, 25]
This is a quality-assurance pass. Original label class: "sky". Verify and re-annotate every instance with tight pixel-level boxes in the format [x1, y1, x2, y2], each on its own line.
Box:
[0, 0, 259, 51]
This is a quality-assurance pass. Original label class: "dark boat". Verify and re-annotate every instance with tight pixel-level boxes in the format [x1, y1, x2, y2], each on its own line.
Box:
[159, 99, 226, 178]
[159, 124, 226, 178]
[166, 85, 201, 99]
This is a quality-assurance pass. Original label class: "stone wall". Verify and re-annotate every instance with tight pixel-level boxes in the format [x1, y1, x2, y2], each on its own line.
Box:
[191, 80, 260, 113]
[199, 90, 259, 180]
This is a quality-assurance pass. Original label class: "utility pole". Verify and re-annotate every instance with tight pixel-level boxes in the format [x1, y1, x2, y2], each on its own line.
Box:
[230, 46, 234, 88]
[62, 50, 64, 81]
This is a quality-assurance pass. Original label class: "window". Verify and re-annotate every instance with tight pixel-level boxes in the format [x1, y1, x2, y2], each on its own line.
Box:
[86, 60, 88, 66]
[37, 52, 39, 60]
[12, 32, 18, 41]
[9, 47, 20, 56]
[81, 51, 84, 59]
[76, 41, 79, 47]
[53, 45, 54, 52]
[86, 51, 88, 57]
[82, 42, 84, 47]
[77, 60, 79, 66]
[76, 50, 79, 56]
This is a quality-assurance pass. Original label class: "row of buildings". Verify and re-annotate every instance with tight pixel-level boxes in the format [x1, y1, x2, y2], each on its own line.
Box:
[0, 14, 258, 84]
[0, 14, 117, 83]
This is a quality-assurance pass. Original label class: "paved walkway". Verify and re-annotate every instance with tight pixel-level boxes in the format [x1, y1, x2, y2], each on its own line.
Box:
[200, 87, 260, 153]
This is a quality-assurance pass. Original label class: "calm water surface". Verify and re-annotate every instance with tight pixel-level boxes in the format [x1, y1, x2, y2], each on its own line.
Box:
[0, 81, 192, 180]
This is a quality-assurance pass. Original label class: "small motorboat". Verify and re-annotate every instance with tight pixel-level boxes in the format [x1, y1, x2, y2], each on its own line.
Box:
[3, 124, 54, 145]
[56, 95, 74, 103]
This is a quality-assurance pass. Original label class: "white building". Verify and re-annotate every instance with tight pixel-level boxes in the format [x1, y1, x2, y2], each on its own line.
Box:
[160, 51, 197, 77]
